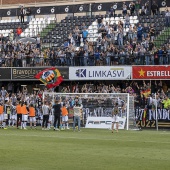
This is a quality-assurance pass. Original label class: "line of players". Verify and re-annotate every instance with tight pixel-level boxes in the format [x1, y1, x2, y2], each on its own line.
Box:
[0, 100, 69, 130]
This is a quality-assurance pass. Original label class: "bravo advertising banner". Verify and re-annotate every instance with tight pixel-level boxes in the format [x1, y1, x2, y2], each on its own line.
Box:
[69, 66, 131, 80]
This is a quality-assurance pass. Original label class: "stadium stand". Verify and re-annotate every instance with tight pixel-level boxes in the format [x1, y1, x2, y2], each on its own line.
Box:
[20, 17, 55, 38]
[0, 19, 29, 37]
[0, 0, 170, 67]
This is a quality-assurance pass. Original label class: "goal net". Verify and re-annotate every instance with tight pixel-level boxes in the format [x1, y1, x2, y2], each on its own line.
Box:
[42, 92, 134, 130]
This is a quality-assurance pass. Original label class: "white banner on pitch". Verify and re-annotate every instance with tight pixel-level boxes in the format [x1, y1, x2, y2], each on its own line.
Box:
[85, 117, 126, 129]
[69, 66, 131, 80]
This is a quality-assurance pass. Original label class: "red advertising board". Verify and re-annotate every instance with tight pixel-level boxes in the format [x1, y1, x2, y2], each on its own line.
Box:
[132, 66, 170, 79]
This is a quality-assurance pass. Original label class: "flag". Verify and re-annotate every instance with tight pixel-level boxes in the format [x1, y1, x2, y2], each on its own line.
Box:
[143, 108, 147, 122]
[35, 67, 63, 89]
[140, 89, 151, 98]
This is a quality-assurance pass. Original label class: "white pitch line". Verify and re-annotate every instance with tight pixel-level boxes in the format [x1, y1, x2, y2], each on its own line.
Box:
[0, 133, 170, 144]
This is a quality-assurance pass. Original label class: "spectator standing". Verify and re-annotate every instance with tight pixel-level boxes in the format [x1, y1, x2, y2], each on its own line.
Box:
[143, 24, 149, 39]
[17, 51, 22, 67]
[153, 47, 158, 65]
[16, 101, 22, 129]
[1, 87, 7, 98]
[53, 100, 61, 131]
[100, 25, 107, 39]
[36, 34, 41, 49]
[139, 45, 146, 65]
[149, 39, 154, 51]
[162, 47, 167, 65]
[145, 48, 150, 65]
[94, 49, 100, 66]
[117, 29, 123, 47]
[97, 14, 103, 28]
[124, 14, 130, 28]
[0, 34, 5, 44]
[81, 23, 87, 30]
[141, 3, 146, 16]
[16, 27, 22, 37]
[78, 48, 85, 66]
[75, 33, 80, 47]
[7, 82, 13, 94]
[84, 50, 88, 66]
[158, 48, 163, 65]
[167, 45, 170, 64]
[122, 2, 127, 17]
[25, 48, 31, 67]
[151, 1, 158, 15]
[149, 26, 155, 42]
[73, 101, 82, 132]
[135, 0, 141, 16]
[149, 49, 154, 65]
[145, 1, 150, 15]
[129, 2, 135, 16]
[20, 7, 26, 23]
[42, 101, 49, 130]
[65, 49, 71, 66]
[111, 103, 119, 133]
[82, 29, 88, 42]
[110, 29, 115, 44]
[26, 7, 32, 23]
[9, 30, 14, 42]
[132, 26, 137, 40]
[165, 9, 170, 27]
[64, 39, 69, 48]
[109, 6, 115, 18]
[137, 24, 143, 42]
[22, 51, 26, 67]
[61, 103, 69, 130]
[29, 104, 36, 129]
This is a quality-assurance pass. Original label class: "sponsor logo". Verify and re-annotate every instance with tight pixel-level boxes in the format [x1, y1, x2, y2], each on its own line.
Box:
[138, 68, 145, 77]
[79, 5, 83, 12]
[113, 4, 117, 10]
[76, 69, 86, 77]
[162, 1, 166, 7]
[37, 8, 41, 14]
[7, 10, 11, 16]
[65, 6, 69, 13]
[138, 68, 170, 77]
[51, 7, 55, 13]
[75, 68, 125, 78]
[98, 4, 102, 10]
[133, 66, 170, 79]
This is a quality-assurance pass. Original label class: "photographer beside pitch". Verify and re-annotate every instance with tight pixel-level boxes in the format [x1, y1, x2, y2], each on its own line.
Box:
[112, 103, 119, 133]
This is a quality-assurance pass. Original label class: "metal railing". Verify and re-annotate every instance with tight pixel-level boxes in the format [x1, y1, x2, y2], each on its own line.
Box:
[1, 54, 170, 67]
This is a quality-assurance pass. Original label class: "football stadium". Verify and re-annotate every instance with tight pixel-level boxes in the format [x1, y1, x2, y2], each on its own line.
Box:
[0, 0, 170, 169]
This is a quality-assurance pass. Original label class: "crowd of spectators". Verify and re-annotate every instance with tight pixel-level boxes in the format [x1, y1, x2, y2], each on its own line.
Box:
[60, 80, 169, 95]
[0, 80, 169, 112]
[60, 80, 170, 110]
[0, 1, 170, 67]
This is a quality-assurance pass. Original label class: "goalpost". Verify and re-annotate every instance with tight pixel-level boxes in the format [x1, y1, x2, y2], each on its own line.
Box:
[42, 92, 135, 130]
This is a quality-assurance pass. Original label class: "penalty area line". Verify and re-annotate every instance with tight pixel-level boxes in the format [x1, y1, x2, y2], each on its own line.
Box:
[0, 133, 170, 144]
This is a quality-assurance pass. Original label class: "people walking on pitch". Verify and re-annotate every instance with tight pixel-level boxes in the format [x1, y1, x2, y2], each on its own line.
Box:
[53, 100, 61, 131]
[61, 103, 69, 130]
[112, 103, 119, 133]
[73, 101, 82, 132]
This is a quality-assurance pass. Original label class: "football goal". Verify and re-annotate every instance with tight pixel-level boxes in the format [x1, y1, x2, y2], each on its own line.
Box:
[42, 92, 135, 130]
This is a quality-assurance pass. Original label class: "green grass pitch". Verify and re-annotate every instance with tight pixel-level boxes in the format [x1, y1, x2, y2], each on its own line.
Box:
[0, 128, 170, 170]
